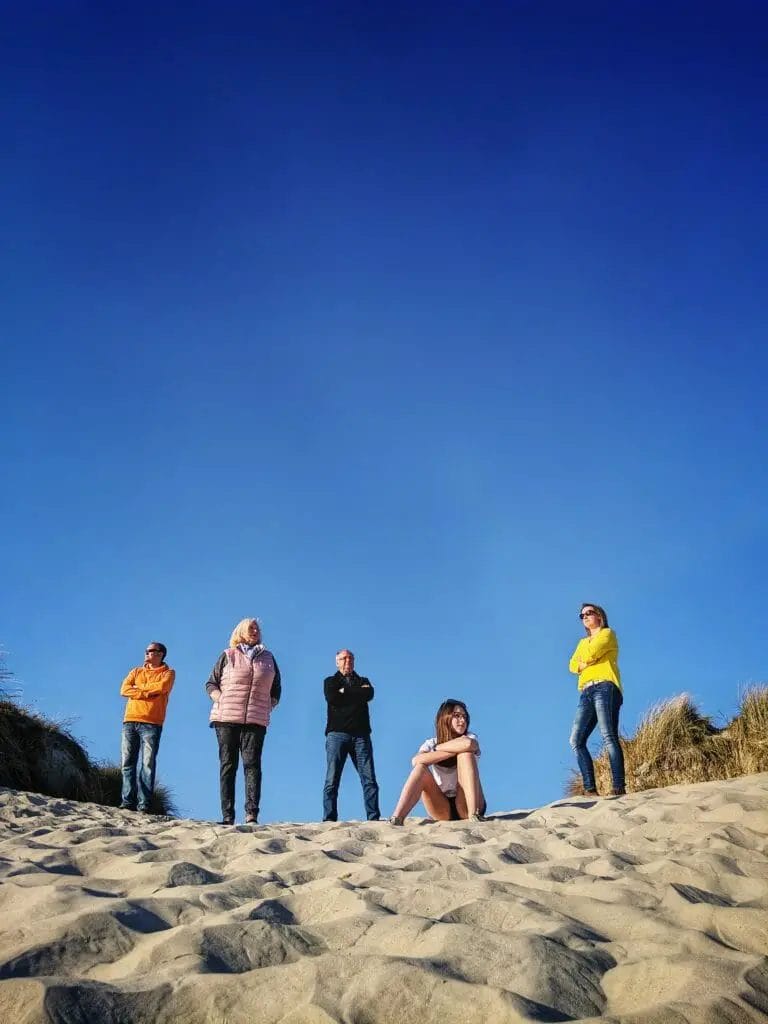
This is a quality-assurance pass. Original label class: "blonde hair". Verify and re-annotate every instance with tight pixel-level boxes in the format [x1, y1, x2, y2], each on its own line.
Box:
[229, 618, 261, 647]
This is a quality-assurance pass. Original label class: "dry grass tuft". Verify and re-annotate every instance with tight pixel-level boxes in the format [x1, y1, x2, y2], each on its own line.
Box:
[725, 686, 768, 776]
[0, 700, 91, 799]
[0, 697, 177, 816]
[0, 651, 16, 700]
[89, 761, 177, 816]
[567, 686, 768, 796]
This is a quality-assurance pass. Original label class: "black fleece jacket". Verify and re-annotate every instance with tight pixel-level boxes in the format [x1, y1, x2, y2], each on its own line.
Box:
[323, 671, 374, 736]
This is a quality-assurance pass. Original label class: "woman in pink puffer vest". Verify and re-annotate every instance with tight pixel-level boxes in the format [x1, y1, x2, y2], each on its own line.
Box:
[205, 618, 281, 825]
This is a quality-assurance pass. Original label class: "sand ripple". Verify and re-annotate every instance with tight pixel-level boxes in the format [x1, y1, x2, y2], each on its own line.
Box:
[0, 775, 767, 1022]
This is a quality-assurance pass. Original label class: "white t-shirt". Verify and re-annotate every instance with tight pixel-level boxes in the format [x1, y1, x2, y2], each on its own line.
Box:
[418, 733, 480, 797]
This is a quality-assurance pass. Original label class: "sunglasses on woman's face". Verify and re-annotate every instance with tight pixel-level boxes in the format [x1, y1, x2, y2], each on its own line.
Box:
[579, 610, 598, 620]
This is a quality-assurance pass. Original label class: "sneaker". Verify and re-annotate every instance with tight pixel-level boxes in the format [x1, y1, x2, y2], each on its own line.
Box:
[389, 815, 404, 826]
[607, 788, 626, 797]
[119, 804, 137, 812]
[218, 818, 235, 826]
[245, 816, 258, 824]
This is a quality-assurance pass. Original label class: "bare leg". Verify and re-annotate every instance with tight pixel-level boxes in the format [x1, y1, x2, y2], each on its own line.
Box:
[421, 774, 453, 821]
[392, 765, 431, 819]
[392, 765, 452, 820]
[455, 752, 482, 817]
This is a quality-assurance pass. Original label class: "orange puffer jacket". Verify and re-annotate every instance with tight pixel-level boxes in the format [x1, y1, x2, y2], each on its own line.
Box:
[121, 665, 175, 725]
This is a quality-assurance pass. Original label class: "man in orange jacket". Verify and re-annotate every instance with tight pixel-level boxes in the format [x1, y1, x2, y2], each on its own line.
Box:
[120, 642, 175, 812]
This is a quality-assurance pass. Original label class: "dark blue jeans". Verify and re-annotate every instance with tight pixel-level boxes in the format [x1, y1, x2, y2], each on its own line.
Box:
[569, 682, 625, 791]
[323, 732, 380, 821]
[121, 721, 162, 811]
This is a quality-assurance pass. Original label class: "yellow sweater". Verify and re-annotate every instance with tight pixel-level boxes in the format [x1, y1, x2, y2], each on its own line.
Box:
[569, 628, 621, 692]
[121, 665, 175, 725]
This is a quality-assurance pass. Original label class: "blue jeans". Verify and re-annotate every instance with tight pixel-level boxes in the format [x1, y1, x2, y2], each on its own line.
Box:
[121, 722, 162, 811]
[323, 732, 380, 821]
[569, 682, 625, 791]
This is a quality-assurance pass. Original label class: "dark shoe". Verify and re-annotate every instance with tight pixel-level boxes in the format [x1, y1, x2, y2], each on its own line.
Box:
[120, 804, 137, 811]
[583, 789, 598, 797]
[218, 819, 235, 826]
[245, 815, 258, 824]
[607, 788, 626, 797]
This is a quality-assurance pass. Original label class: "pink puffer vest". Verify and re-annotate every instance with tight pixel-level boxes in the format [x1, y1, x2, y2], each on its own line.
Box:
[209, 648, 275, 728]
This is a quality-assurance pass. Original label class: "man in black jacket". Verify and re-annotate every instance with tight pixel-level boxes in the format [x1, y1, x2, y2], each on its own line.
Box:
[322, 649, 380, 821]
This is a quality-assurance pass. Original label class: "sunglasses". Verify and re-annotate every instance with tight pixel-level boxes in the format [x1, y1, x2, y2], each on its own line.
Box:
[579, 610, 599, 620]
[145, 649, 163, 655]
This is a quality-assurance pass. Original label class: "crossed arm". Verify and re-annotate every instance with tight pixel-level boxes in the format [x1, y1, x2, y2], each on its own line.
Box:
[411, 735, 478, 768]
[120, 668, 175, 700]
[569, 629, 617, 674]
[324, 677, 374, 706]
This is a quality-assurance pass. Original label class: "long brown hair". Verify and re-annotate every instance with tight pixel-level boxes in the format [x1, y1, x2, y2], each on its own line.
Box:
[580, 602, 609, 634]
[435, 699, 470, 745]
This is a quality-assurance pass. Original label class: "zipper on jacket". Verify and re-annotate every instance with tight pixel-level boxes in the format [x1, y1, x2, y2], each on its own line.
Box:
[244, 652, 257, 724]
[244, 665, 252, 725]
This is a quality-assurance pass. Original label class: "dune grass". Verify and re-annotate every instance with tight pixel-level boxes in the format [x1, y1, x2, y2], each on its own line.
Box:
[567, 686, 768, 796]
[0, 697, 178, 815]
[88, 761, 177, 816]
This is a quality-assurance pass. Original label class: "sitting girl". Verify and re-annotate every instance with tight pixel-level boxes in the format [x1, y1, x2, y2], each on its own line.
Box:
[389, 699, 486, 825]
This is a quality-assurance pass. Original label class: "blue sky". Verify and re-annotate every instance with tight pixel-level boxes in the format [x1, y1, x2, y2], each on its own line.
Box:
[2, 2, 766, 823]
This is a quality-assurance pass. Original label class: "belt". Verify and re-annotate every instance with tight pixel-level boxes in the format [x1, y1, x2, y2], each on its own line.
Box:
[582, 679, 610, 690]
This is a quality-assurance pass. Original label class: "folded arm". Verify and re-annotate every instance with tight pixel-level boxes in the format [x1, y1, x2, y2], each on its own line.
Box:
[570, 629, 617, 673]
[435, 736, 478, 755]
[120, 668, 141, 699]
[324, 676, 347, 707]
[324, 676, 374, 707]
[122, 667, 174, 700]
[412, 735, 478, 767]
[141, 668, 175, 698]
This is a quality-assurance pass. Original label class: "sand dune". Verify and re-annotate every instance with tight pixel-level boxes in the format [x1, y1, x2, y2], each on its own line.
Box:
[1, 775, 767, 1023]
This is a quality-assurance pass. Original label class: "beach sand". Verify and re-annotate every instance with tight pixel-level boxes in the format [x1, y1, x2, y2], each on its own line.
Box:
[1, 774, 767, 1023]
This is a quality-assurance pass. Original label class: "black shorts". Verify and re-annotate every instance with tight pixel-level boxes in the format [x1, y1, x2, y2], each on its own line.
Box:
[446, 795, 488, 820]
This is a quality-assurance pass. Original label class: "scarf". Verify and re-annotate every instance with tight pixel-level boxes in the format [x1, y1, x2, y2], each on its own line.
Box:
[238, 643, 265, 661]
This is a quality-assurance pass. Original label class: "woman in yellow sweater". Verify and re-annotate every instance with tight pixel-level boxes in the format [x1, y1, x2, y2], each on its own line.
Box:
[568, 603, 625, 796]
